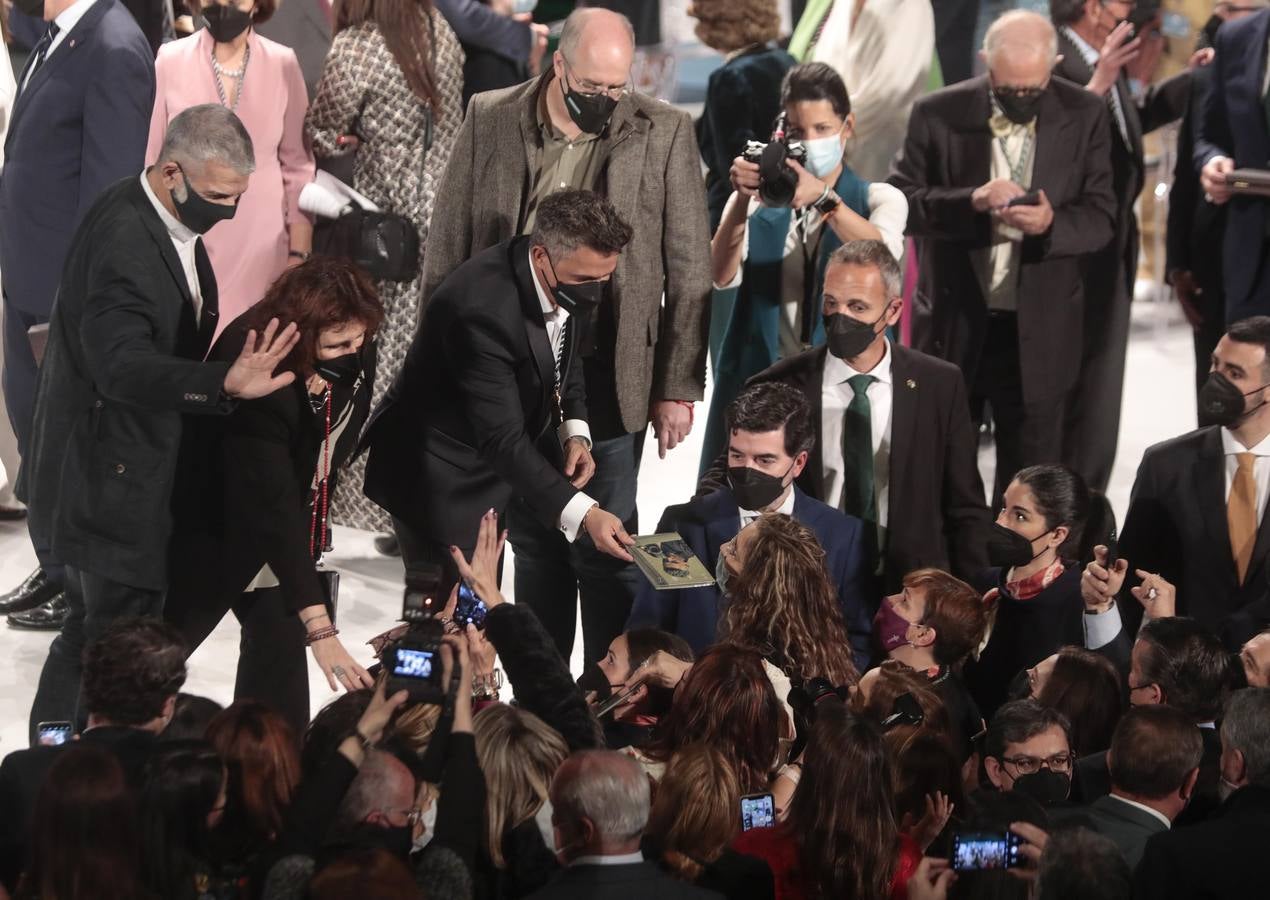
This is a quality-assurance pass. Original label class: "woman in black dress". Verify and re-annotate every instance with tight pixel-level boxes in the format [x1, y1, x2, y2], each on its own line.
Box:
[166, 257, 384, 734]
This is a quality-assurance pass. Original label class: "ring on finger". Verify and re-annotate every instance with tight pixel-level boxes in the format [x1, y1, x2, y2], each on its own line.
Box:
[332, 665, 346, 678]
[1148, 588, 1158, 601]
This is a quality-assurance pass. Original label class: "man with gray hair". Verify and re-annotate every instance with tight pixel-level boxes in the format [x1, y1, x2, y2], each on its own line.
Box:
[20, 103, 299, 740]
[890, 9, 1116, 503]
[417, 5, 711, 666]
[527, 749, 715, 900]
[1136, 687, 1270, 898]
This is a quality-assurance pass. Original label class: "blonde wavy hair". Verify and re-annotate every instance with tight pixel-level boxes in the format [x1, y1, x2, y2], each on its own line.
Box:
[721, 513, 860, 686]
[646, 744, 741, 882]
[688, 0, 781, 53]
[473, 704, 569, 868]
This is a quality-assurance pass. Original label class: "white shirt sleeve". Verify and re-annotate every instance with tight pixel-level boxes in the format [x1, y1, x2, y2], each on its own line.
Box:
[866, 182, 909, 261]
[558, 419, 591, 447]
[1082, 602, 1125, 651]
[559, 491, 597, 543]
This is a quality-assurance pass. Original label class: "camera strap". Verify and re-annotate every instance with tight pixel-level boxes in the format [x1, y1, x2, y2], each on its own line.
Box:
[309, 390, 332, 561]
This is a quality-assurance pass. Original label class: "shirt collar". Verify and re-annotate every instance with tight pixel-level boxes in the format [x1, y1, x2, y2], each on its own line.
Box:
[1221, 428, 1270, 457]
[54, 0, 98, 36]
[739, 485, 797, 521]
[1062, 26, 1100, 66]
[824, 337, 893, 386]
[140, 171, 198, 245]
[570, 851, 644, 867]
[528, 247, 569, 322]
[1108, 794, 1173, 829]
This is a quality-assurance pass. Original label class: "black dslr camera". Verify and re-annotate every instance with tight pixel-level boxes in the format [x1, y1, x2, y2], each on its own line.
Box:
[381, 564, 448, 704]
[742, 115, 807, 208]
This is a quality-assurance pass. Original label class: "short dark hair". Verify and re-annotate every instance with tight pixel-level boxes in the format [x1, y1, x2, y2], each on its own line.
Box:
[530, 190, 633, 260]
[81, 618, 187, 726]
[725, 381, 814, 457]
[160, 694, 225, 743]
[1108, 706, 1203, 798]
[1137, 618, 1234, 723]
[1226, 316, 1270, 377]
[984, 699, 1071, 762]
[1036, 828, 1132, 900]
[1012, 465, 1115, 564]
[1048, 0, 1086, 26]
[781, 62, 851, 120]
[623, 629, 695, 717]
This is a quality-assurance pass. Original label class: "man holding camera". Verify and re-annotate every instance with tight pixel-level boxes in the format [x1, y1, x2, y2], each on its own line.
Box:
[364, 191, 637, 628]
[889, 9, 1116, 502]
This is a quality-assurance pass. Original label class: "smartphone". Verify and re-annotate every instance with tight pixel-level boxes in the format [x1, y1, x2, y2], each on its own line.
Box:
[1103, 527, 1119, 570]
[37, 721, 73, 747]
[1006, 191, 1041, 207]
[594, 681, 642, 718]
[454, 580, 488, 629]
[951, 830, 1024, 872]
[740, 792, 776, 831]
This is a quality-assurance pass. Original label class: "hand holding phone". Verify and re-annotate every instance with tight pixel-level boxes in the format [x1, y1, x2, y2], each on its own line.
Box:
[37, 721, 74, 747]
[1005, 190, 1041, 208]
[454, 580, 488, 629]
[951, 830, 1024, 871]
[740, 792, 775, 831]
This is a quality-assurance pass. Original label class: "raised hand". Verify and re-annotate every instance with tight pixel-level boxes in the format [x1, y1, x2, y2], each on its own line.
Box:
[223, 317, 300, 399]
[582, 505, 635, 561]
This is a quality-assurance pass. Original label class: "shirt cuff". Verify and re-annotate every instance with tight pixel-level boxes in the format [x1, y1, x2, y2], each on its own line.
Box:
[559, 492, 597, 543]
[558, 419, 591, 448]
[1083, 601, 1124, 650]
[712, 266, 743, 292]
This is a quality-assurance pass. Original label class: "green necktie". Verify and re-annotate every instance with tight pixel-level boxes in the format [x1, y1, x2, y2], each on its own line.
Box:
[788, 0, 835, 62]
[842, 373, 877, 522]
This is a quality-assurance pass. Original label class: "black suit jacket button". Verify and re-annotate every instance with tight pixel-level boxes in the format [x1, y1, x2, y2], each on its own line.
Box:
[94, 400, 104, 409]
[114, 464, 126, 475]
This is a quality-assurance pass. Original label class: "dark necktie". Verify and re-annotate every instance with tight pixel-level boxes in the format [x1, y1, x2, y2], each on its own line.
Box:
[841, 373, 877, 522]
[25, 24, 60, 89]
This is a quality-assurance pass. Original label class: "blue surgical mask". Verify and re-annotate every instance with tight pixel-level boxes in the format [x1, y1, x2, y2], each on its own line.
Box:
[803, 128, 845, 178]
[715, 550, 732, 594]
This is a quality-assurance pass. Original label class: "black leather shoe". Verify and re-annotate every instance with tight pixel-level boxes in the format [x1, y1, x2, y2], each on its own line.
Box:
[8, 593, 68, 630]
[374, 534, 401, 557]
[0, 567, 59, 614]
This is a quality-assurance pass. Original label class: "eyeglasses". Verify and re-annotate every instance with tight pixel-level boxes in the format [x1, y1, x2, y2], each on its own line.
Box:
[994, 86, 1046, 103]
[564, 60, 630, 100]
[1000, 752, 1073, 775]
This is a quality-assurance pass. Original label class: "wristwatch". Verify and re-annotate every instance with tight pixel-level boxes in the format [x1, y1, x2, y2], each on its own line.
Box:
[813, 187, 841, 216]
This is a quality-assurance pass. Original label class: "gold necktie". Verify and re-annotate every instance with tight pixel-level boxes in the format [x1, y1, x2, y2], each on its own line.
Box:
[1229, 452, 1258, 584]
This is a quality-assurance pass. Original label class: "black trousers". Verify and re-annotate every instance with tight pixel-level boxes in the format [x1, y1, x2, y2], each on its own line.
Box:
[971, 312, 1067, 506]
[164, 583, 309, 739]
[29, 566, 164, 744]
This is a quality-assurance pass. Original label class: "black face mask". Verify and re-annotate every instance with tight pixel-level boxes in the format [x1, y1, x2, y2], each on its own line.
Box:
[728, 462, 793, 512]
[1199, 371, 1269, 428]
[993, 85, 1046, 125]
[562, 68, 619, 135]
[1012, 769, 1071, 806]
[1201, 14, 1223, 49]
[541, 250, 606, 314]
[381, 824, 415, 861]
[576, 661, 613, 701]
[986, 522, 1052, 569]
[824, 309, 887, 361]
[314, 351, 362, 387]
[202, 4, 253, 43]
[172, 167, 237, 234]
[13, 0, 43, 17]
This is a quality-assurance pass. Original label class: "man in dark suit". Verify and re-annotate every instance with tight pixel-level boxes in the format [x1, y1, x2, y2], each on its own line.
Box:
[420, 7, 711, 664]
[18, 104, 299, 740]
[1197, 7, 1270, 324]
[1082, 318, 1270, 648]
[1135, 688, 1270, 899]
[628, 382, 874, 663]
[364, 191, 638, 644]
[1082, 706, 1203, 868]
[1051, 0, 1189, 493]
[527, 750, 717, 900]
[0, 617, 186, 893]
[702, 240, 990, 592]
[889, 9, 1116, 503]
[432, 0, 549, 105]
[256, 0, 332, 98]
[0, 0, 155, 623]
[1071, 618, 1228, 828]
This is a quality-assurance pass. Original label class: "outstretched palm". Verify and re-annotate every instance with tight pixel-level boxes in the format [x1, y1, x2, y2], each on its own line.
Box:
[224, 318, 301, 399]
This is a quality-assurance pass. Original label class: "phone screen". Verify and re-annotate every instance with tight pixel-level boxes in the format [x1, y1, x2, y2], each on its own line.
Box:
[37, 722, 73, 747]
[455, 581, 488, 629]
[951, 831, 1023, 871]
[393, 647, 436, 679]
[740, 793, 775, 831]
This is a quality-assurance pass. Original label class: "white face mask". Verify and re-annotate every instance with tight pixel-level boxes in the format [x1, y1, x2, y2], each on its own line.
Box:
[411, 800, 439, 853]
[803, 127, 845, 178]
[535, 799, 556, 852]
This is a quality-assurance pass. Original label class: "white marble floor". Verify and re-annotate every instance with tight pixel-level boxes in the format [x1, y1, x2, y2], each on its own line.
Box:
[0, 299, 1197, 751]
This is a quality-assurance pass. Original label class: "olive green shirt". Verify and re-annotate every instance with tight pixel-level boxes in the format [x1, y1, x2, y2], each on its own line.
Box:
[521, 76, 606, 233]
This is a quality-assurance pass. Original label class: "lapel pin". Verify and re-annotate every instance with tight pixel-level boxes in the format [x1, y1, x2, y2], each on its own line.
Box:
[906, 379, 917, 389]
[69, 39, 76, 48]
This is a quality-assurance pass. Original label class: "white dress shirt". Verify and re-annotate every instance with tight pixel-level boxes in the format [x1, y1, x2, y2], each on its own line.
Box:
[570, 851, 645, 867]
[1107, 793, 1172, 830]
[821, 339, 893, 528]
[529, 250, 595, 542]
[22, 0, 99, 91]
[140, 172, 203, 323]
[738, 484, 796, 530]
[1222, 427, 1270, 521]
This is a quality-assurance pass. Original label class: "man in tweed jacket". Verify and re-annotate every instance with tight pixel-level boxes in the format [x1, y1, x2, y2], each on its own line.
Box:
[418, 7, 711, 663]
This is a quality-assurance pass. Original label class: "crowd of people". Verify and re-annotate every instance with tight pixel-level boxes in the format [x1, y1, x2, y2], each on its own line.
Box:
[0, 0, 1269, 897]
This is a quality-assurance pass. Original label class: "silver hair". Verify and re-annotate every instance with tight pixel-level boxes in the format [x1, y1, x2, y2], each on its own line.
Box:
[826, 239, 903, 299]
[157, 103, 256, 175]
[983, 10, 1059, 66]
[552, 750, 649, 840]
[1221, 688, 1270, 787]
[558, 7, 635, 63]
[335, 751, 415, 829]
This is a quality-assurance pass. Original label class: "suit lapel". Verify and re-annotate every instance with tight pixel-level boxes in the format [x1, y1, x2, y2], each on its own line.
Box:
[703, 489, 741, 570]
[134, 177, 196, 310]
[888, 344, 919, 516]
[193, 239, 219, 359]
[805, 347, 829, 499]
[513, 81, 544, 233]
[512, 240, 556, 420]
[1032, 88, 1076, 194]
[1115, 75, 1144, 160]
[1197, 428, 1235, 581]
[600, 104, 649, 329]
[9, 0, 110, 144]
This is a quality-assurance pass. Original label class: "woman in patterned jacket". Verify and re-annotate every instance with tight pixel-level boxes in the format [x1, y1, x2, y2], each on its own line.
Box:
[306, 0, 464, 537]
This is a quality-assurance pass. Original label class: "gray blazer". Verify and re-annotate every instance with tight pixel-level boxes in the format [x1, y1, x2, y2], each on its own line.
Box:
[420, 73, 711, 434]
[1085, 794, 1169, 869]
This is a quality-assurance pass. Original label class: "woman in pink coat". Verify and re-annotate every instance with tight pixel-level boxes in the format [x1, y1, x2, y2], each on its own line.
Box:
[146, 0, 315, 340]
